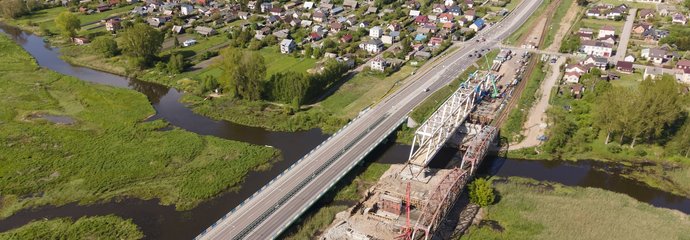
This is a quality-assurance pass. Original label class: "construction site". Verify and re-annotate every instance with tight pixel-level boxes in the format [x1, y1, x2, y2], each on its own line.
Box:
[320, 47, 536, 240]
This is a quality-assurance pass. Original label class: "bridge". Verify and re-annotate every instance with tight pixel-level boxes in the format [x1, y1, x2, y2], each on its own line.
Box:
[197, 0, 542, 238]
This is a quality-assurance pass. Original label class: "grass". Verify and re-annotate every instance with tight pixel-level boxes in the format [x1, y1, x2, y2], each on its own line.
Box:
[504, 0, 550, 45]
[397, 50, 499, 144]
[596, 0, 658, 9]
[612, 71, 642, 88]
[579, 18, 624, 33]
[501, 59, 546, 142]
[0, 215, 143, 239]
[0, 34, 279, 218]
[541, 0, 576, 49]
[461, 177, 690, 240]
[6, 5, 136, 35]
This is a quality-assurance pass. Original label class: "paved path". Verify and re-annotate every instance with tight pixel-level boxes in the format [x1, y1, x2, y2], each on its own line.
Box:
[508, 56, 565, 150]
[196, 0, 543, 238]
[612, 8, 637, 63]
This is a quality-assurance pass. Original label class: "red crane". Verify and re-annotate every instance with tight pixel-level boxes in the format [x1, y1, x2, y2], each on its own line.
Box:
[396, 182, 412, 240]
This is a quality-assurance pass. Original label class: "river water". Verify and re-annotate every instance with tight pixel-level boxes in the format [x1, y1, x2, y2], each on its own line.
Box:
[0, 24, 688, 239]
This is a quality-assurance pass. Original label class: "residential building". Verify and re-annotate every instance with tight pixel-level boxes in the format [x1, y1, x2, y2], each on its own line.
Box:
[382, 35, 394, 44]
[672, 13, 687, 25]
[643, 67, 662, 80]
[582, 55, 608, 69]
[340, 34, 353, 43]
[580, 40, 613, 57]
[676, 59, 690, 71]
[641, 48, 670, 64]
[616, 61, 634, 73]
[598, 25, 615, 38]
[370, 26, 383, 38]
[280, 39, 295, 54]
[563, 72, 581, 83]
[464, 9, 475, 21]
[638, 9, 654, 19]
[105, 18, 121, 32]
[180, 4, 193, 15]
[360, 38, 384, 53]
[624, 55, 635, 62]
[371, 57, 387, 71]
[565, 64, 587, 74]
[195, 26, 216, 36]
[469, 18, 484, 31]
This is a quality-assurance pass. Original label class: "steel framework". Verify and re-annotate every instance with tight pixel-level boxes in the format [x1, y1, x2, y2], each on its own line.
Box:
[408, 74, 483, 168]
[410, 126, 498, 240]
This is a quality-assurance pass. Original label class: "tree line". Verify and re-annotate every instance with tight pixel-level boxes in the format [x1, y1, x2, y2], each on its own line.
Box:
[216, 47, 350, 107]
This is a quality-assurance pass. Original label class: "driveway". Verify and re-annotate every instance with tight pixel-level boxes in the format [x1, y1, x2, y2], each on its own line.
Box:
[612, 8, 636, 63]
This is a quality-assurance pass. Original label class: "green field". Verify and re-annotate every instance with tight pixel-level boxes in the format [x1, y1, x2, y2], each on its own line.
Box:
[0, 34, 279, 218]
[7, 5, 136, 35]
[461, 177, 690, 240]
[0, 215, 143, 239]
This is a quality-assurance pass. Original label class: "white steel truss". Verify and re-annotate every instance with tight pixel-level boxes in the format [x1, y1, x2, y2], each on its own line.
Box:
[408, 72, 491, 168]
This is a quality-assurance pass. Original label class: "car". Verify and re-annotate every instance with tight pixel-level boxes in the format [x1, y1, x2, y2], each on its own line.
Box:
[469, 54, 474, 57]
[550, 58, 557, 63]
[424, 88, 430, 92]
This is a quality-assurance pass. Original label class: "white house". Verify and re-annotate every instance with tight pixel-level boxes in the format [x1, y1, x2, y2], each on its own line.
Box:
[580, 40, 613, 57]
[672, 13, 687, 25]
[180, 4, 193, 16]
[565, 64, 588, 74]
[280, 39, 295, 54]
[360, 38, 384, 53]
[598, 25, 615, 38]
[371, 57, 387, 71]
[624, 55, 636, 62]
[563, 72, 581, 84]
[381, 35, 394, 44]
[369, 26, 383, 39]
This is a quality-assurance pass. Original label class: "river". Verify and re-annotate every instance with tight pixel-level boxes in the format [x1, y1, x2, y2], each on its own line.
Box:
[0, 25, 688, 239]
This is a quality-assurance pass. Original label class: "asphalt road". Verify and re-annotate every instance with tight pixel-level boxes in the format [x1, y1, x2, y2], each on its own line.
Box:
[612, 8, 637, 63]
[198, 0, 543, 238]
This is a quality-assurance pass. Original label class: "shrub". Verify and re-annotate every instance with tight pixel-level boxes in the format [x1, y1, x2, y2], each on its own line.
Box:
[607, 144, 622, 154]
[469, 178, 495, 207]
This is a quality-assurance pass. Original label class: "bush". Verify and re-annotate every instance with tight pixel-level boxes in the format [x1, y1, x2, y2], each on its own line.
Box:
[469, 178, 495, 207]
[635, 148, 647, 157]
[607, 144, 622, 154]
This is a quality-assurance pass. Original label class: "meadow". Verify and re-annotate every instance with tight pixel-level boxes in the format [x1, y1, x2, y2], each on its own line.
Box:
[0, 215, 143, 239]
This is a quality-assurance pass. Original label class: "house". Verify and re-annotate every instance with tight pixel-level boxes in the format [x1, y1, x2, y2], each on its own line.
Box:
[105, 18, 121, 32]
[180, 4, 193, 15]
[672, 13, 687, 25]
[195, 26, 216, 36]
[616, 61, 634, 73]
[458, 17, 469, 27]
[370, 26, 383, 38]
[414, 15, 429, 25]
[270, 7, 283, 16]
[309, 32, 323, 41]
[409, 10, 421, 17]
[343, 0, 358, 8]
[565, 64, 588, 74]
[571, 84, 585, 99]
[449, 5, 462, 16]
[96, 5, 111, 12]
[382, 35, 394, 44]
[464, 0, 474, 8]
[388, 23, 401, 32]
[428, 37, 443, 46]
[273, 29, 290, 39]
[303, 1, 314, 9]
[371, 57, 387, 71]
[366, 6, 378, 14]
[624, 55, 635, 62]
[171, 25, 183, 34]
[580, 40, 613, 57]
[598, 35, 616, 45]
[464, 9, 475, 21]
[148, 17, 166, 27]
[432, 4, 446, 13]
[360, 38, 384, 53]
[578, 31, 594, 40]
[469, 18, 484, 31]
[582, 55, 608, 70]
[330, 22, 343, 33]
[331, 6, 343, 15]
[280, 39, 295, 54]
[676, 59, 690, 71]
[444, 0, 454, 6]
[414, 51, 432, 60]
[641, 48, 670, 64]
[632, 23, 651, 34]
[598, 25, 615, 38]
[678, 68, 690, 84]
[439, 13, 454, 23]
[563, 72, 581, 83]
[638, 9, 655, 19]
[643, 67, 662, 80]
[72, 37, 89, 45]
[260, 2, 273, 13]
[313, 10, 328, 22]
[414, 33, 427, 42]
[340, 34, 353, 43]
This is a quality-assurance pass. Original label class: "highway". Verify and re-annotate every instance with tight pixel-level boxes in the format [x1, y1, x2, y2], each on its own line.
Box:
[197, 0, 543, 238]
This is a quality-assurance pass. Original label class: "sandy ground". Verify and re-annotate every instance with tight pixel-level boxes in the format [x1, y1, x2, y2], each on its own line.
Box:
[508, 56, 565, 150]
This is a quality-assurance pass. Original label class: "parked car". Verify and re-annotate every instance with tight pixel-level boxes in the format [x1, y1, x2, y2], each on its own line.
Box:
[182, 39, 197, 47]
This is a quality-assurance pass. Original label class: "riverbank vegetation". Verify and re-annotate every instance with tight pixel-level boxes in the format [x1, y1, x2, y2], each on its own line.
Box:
[508, 70, 690, 197]
[461, 177, 690, 240]
[0, 215, 143, 239]
[0, 34, 279, 218]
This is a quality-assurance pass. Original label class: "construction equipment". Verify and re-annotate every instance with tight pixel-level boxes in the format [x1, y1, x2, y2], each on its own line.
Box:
[396, 182, 412, 240]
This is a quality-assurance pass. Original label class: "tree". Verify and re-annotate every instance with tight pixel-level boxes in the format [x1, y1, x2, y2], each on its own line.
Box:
[90, 36, 118, 57]
[0, 0, 28, 19]
[685, 0, 690, 9]
[216, 47, 266, 100]
[55, 12, 81, 38]
[304, 44, 313, 57]
[166, 54, 185, 74]
[468, 178, 495, 207]
[119, 23, 164, 67]
[173, 35, 180, 48]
